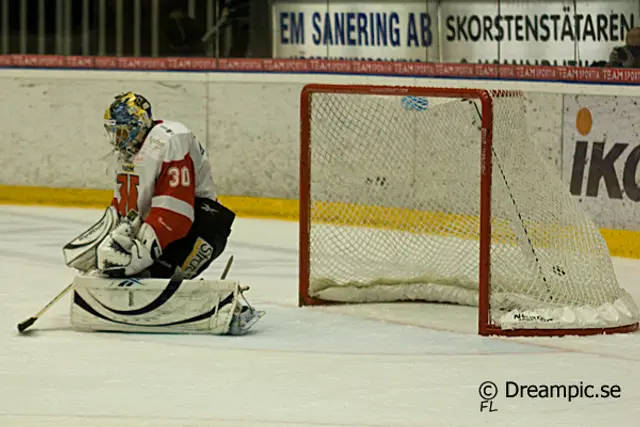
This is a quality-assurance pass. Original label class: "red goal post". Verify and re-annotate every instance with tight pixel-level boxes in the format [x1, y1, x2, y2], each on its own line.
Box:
[298, 83, 639, 337]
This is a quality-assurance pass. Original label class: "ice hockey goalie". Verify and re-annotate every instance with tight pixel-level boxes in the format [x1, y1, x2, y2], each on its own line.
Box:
[62, 92, 264, 335]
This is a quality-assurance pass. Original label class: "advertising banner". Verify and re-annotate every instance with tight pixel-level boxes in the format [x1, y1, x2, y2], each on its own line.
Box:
[272, 1, 438, 62]
[441, 0, 639, 66]
[272, 0, 639, 66]
[563, 95, 640, 229]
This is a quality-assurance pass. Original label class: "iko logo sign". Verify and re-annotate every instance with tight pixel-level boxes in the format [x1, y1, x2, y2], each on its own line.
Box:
[568, 107, 640, 201]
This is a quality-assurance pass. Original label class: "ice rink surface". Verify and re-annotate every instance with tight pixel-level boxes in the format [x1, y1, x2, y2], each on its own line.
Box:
[0, 205, 638, 427]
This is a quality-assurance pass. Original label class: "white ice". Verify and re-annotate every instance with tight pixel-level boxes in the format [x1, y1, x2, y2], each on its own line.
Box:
[0, 205, 638, 427]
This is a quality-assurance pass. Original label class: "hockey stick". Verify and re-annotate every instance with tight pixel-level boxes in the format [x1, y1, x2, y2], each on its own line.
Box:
[201, 7, 230, 43]
[17, 283, 74, 333]
[219, 254, 253, 295]
[220, 255, 234, 280]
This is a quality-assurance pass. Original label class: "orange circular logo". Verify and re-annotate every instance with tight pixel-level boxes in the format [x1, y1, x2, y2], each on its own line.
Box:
[576, 108, 593, 136]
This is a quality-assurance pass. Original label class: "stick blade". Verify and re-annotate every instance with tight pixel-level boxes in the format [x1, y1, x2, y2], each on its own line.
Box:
[17, 317, 37, 333]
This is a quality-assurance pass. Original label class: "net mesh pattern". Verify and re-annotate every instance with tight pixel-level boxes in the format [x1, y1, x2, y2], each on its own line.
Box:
[305, 89, 639, 329]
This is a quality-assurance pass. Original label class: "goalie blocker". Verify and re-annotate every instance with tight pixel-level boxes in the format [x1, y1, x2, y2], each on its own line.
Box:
[70, 274, 264, 335]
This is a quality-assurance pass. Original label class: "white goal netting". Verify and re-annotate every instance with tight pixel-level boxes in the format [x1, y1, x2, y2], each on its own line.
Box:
[303, 88, 639, 332]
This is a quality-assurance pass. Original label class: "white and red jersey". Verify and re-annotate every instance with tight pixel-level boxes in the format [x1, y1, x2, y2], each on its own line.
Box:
[110, 120, 217, 249]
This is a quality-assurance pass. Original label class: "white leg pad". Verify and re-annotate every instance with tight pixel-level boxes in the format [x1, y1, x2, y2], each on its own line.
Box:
[70, 275, 240, 334]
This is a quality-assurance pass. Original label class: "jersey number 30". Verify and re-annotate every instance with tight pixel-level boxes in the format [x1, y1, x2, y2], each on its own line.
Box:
[168, 166, 191, 187]
[117, 173, 139, 214]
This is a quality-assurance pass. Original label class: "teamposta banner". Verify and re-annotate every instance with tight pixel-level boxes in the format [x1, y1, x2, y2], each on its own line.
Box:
[1, 54, 640, 84]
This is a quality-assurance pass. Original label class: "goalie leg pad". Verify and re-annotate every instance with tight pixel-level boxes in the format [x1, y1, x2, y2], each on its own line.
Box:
[70, 275, 243, 335]
[63, 206, 119, 272]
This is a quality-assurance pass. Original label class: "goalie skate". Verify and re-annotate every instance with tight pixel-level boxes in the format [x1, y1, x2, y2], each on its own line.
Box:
[227, 286, 265, 335]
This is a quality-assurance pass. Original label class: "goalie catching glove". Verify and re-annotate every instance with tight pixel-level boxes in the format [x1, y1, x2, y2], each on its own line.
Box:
[63, 205, 120, 273]
[96, 211, 162, 277]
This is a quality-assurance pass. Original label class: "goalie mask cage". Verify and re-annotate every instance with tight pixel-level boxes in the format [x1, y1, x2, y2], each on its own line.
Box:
[298, 84, 639, 337]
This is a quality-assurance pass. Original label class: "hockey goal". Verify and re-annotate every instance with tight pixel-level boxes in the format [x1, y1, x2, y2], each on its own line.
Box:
[298, 84, 639, 337]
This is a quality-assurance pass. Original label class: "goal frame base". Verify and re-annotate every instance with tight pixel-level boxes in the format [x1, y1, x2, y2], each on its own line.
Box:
[480, 323, 639, 337]
[299, 294, 639, 337]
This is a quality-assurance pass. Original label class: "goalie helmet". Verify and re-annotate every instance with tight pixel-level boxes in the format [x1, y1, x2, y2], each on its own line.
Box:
[104, 92, 153, 157]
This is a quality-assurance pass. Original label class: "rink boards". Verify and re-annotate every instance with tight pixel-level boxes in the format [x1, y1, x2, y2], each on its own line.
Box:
[0, 67, 640, 258]
[1, 184, 639, 260]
